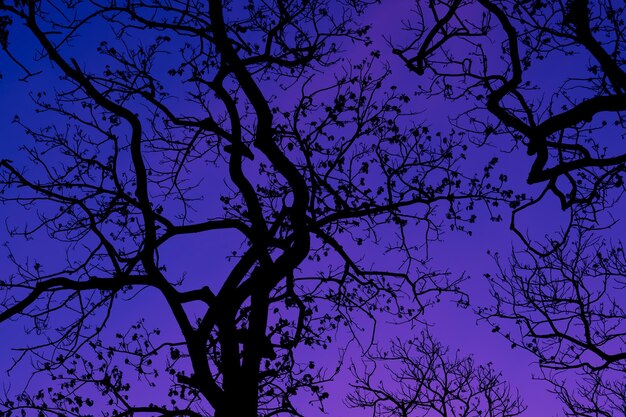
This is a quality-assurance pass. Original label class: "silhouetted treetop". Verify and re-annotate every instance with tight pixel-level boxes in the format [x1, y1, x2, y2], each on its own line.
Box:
[397, 0, 626, 215]
[0, 1, 512, 416]
[348, 330, 525, 417]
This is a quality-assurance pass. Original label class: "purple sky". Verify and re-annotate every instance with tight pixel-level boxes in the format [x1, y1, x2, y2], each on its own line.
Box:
[1, 1, 614, 416]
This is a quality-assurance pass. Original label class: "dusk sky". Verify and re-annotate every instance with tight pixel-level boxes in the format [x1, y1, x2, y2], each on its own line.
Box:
[1, 1, 624, 416]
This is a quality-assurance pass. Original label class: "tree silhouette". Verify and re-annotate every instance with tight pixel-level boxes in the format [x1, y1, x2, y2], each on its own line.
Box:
[399, 2, 626, 415]
[347, 330, 525, 417]
[480, 228, 626, 417]
[0, 1, 510, 416]
[397, 0, 626, 249]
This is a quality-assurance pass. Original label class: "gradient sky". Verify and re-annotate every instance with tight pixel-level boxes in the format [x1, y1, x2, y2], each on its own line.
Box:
[0, 1, 610, 416]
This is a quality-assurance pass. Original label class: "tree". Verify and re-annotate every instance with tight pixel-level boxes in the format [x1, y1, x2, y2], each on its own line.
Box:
[480, 228, 626, 417]
[397, 2, 626, 415]
[347, 330, 525, 417]
[0, 1, 507, 416]
[396, 0, 626, 250]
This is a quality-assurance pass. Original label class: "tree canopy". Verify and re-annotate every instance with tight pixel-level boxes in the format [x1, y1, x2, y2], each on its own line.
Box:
[1, 1, 626, 417]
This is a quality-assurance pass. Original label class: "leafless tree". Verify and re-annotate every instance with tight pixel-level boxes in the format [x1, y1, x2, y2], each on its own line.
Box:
[347, 330, 525, 417]
[398, 3, 626, 414]
[0, 1, 510, 416]
[396, 0, 626, 250]
[550, 370, 626, 417]
[480, 228, 626, 416]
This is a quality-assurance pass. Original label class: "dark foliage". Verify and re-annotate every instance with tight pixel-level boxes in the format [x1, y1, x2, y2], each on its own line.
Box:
[0, 1, 510, 416]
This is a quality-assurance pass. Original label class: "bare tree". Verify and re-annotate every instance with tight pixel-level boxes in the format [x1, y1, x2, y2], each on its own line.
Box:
[480, 228, 626, 416]
[347, 330, 525, 417]
[396, 0, 626, 249]
[550, 370, 626, 417]
[0, 1, 509, 416]
[397, 3, 626, 415]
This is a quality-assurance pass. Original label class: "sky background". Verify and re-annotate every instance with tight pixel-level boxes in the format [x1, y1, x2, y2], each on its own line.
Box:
[0, 0, 613, 416]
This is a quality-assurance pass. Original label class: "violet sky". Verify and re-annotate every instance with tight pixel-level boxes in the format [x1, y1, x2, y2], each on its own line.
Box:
[1, 1, 610, 416]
